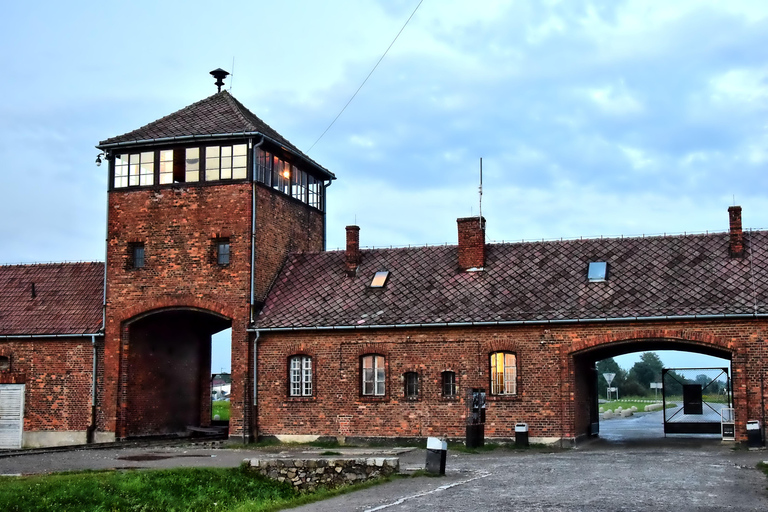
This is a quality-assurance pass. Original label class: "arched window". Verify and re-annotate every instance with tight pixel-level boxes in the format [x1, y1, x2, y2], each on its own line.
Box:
[441, 371, 456, 397]
[361, 354, 385, 396]
[289, 355, 312, 397]
[404, 372, 419, 399]
[490, 352, 517, 395]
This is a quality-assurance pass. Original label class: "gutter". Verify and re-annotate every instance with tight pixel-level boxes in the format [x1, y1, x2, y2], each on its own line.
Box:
[97, 132, 335, 180]
[0, 333, 103, 339]
[248, 313, 768, 333]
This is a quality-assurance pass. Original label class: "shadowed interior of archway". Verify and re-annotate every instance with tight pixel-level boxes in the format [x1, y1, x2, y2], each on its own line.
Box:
[125, 310, 231, 437]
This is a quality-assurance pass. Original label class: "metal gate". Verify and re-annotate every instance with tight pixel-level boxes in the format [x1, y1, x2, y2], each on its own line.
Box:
[0, 384, 25, 449]
[663, 368, 730, 434]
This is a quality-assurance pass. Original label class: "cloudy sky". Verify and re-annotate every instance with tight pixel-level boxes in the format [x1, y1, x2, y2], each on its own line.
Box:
[2, 0, 765, 371]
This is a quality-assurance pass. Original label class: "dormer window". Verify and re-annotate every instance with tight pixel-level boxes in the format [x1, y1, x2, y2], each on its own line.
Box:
[588, 261, 608, 282]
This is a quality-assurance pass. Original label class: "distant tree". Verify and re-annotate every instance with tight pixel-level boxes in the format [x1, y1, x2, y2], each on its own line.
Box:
[622, 376, 647, 398]
[596, 358, 627, 398]
[629, 352, 664, 391]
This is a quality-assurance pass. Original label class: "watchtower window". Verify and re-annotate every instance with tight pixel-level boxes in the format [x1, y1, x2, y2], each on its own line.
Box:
[114, 152, 154, 188]
[254, 147, 324, 211]
[205, 144, 247, 181]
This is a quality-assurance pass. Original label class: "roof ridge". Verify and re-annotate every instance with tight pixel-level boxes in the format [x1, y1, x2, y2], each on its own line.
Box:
[0, 261, 104, 269]
[220, 91, 260, 132]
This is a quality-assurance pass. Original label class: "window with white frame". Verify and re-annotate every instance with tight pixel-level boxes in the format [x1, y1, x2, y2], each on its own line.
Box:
[361, 354, 385, 396]
[490, 352, 517, 395]
[289, 355, 312, 397]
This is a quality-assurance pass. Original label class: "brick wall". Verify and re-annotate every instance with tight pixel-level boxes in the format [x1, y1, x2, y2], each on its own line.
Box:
[102, 182, 324, 440]
[0, 338, 95, 433]
[256, 319, 767, 443]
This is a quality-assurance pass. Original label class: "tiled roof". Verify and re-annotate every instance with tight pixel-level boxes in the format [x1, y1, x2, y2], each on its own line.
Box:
[256, 231, 768, 329]
[98, 91, 333, 179]
[0, 262, 103, 336]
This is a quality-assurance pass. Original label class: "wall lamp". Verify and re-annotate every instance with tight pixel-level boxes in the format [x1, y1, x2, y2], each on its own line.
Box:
[95, 152, 105, 167]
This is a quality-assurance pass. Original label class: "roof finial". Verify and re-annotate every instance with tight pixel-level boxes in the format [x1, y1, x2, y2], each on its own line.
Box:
[210, 68, 230, 92]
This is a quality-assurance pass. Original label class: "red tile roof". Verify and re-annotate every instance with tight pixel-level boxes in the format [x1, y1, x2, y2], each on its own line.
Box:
[256, 231, 768, 329]
[98, 91, 333, 179]
[0, 262, 103, 336]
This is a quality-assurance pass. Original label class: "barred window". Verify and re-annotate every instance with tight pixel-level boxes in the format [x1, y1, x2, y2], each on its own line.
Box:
[490, 352, 516, 395]
[404, 372, 419, 399]
[130, 243, 145, 269]
[442, 371, 456, 397]
[289, 356, 312, 397]
[362, 354, 385, 396]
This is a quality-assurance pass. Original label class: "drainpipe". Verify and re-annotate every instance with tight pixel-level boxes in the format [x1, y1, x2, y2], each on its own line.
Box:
[252, 329, 260, 443]
[87, 334, 98, 443]
[323, 180, 332, 251]
[250, 136, 265, 324]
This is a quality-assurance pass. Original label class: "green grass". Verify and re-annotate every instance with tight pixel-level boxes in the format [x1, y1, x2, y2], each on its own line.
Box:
[212, 400, 230, 421]
[600, 399, 676, 412]
[0, 464, 401, 512]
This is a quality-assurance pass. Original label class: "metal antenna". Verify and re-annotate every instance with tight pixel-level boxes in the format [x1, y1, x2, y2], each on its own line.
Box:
[479, 158, 483, 227]
[230, 57, 235, 91]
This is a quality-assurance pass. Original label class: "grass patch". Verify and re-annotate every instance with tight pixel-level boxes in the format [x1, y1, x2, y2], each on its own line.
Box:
[0, 464, 400, 512]
[212, 400, 231, 421]
[600, 400, 676, 413]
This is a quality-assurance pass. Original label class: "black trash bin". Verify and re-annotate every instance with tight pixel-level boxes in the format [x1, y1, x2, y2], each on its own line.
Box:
[466, 423, 485, 449]
[425, 437, 447, 475]
[747, 420, 763, 448]
[515, 423, 529, 447]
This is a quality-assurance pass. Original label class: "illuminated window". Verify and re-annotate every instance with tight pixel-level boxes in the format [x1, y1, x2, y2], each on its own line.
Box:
[289, 355, 312, 397]
[370, 271, 389, 288]
[159, 149, 174, 184]
[588, 261, 608, 282]
[490, 352, 516, 395]
[362, 355, 385, 396]
[442, 371, 456, 397]
[114, 151, 154, 188]
[404, 372, 419, 399]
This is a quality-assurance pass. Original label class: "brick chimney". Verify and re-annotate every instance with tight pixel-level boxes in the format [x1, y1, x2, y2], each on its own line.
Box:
[729, 206, 744, 257]
[457, 216, 486, 270]
[345, 225, 361, 274]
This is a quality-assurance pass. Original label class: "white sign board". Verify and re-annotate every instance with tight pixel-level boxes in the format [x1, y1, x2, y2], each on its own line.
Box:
[650, 383, 662, 389]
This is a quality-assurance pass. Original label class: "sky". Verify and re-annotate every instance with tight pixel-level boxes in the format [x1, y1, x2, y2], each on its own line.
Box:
[2, 1, 766, 373]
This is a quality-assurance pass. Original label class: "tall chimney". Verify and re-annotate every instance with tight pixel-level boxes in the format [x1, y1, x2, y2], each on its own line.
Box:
[457, 216, 486, 270]
[345, 225, 361, 274]
[729, 206, 744, 257]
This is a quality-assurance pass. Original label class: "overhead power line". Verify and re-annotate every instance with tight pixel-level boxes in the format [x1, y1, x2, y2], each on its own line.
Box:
[308, 0, 425, 152]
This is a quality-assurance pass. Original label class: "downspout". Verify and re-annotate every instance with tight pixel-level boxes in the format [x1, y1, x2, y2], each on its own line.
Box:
[87, 334, 98, 443]
[252, 329, 260, 443]
[250, 136, 265, 324]
[323, 180, 332, 251]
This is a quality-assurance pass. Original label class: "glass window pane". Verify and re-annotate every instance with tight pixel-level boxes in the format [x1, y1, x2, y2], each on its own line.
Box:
[205, 146, 220, 181]
[233, 144, 247, 156]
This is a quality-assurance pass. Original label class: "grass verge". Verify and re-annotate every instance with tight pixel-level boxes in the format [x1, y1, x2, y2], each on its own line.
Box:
[0, 464, 400, 512]
[212, 400, 231, 421]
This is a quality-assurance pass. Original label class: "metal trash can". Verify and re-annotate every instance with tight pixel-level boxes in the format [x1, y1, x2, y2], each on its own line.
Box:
[466, 423, 485, 449]
[515, 423, 529, 447]
[746, 420, 763, 448]
[425, 437, 448, 475]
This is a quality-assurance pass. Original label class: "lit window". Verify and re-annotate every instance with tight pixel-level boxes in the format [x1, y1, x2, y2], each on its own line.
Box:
[370, 271, 389, 288]
[131, 243, 145, 269]
[490, 352, 516, 395]
[362, 355, 385, 396]
[404, 372, 419, 399]
[442, 371, 456, 397]
[159, 150, 174, 184]
[217, 240, 230, 266]
[588, 261, 608, 282]
[114, 151, 154, 188]
[289, 356, 312, 397]
[185, 148, 200, 182]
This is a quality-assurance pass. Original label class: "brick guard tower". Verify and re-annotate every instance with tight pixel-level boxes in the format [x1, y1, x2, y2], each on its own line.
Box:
[96, 72, 334, 442]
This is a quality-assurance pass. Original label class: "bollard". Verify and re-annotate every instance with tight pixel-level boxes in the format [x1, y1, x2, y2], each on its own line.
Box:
[515, 423, 529, 447]
[425, 437, 447, 475]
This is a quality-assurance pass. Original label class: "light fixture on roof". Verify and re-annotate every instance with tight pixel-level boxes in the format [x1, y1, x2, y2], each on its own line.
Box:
[370, 271, 390, 288]
[588, 261, 608, 282]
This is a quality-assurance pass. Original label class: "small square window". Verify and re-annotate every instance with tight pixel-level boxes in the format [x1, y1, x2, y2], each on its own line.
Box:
[370, 271, 389, 288]
[588, 262, 608, 282]
[217, 241, 230, 266]
[131, 244, 145, 269]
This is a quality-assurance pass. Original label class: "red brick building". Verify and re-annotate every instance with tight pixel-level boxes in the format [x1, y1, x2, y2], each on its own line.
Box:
[1, 76, 766, 447]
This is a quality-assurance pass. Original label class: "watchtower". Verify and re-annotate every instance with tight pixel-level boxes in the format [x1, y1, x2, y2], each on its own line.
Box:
[96, 71, 334, 442]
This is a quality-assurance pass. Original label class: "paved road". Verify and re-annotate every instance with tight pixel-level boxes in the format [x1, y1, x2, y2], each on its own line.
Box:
[1, 426, 767, 511]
